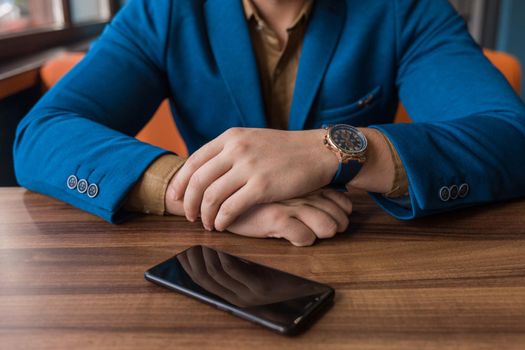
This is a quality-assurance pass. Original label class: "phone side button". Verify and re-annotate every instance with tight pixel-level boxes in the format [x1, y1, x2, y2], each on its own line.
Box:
[293, 315, 304, 325]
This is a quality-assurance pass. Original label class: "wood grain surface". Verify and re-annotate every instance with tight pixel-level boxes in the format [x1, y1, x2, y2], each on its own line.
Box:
[1, 187, 524, 350]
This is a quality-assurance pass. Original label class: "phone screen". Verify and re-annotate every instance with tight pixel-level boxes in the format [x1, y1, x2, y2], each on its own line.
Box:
[145, 245, 334, 334]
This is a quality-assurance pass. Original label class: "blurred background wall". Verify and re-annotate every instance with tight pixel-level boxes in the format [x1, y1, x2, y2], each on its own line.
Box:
[450, 0, 524, 98]
[497, 0, 525, 99]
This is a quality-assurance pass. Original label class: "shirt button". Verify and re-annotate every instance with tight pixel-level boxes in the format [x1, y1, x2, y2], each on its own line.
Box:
[87, 183, 99, 198]
[67, 175, 78, 190]
[449, 185, 459, 200]
[439, 186, 450, 202]
[77, 179, 88, 194]
[458, 183, 469, 198]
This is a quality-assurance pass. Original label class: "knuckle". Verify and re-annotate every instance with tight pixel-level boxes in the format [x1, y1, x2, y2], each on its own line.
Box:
[265, 205, 280, 218]
[252, 176, 270, 192]
[338, 193, 353, 213]
[225, 127, 242, 137]
[243, 157, 258, 169]
[219, 203, 235, 220]
[270, 211, 289, 227]
[229, 141, 249, 155]
[202, 189, 219, 207]
[188, 172, 204, 191]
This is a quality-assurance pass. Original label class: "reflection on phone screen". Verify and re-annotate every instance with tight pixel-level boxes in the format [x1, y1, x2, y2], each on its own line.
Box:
[148, 246, 332, 327]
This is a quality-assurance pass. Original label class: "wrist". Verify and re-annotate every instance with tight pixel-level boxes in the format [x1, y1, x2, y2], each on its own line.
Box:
[348, 128, 394, 193]
[314, 128, 340, 185]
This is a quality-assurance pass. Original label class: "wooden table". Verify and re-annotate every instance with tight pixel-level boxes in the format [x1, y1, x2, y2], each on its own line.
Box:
[1, 188, 524, 349]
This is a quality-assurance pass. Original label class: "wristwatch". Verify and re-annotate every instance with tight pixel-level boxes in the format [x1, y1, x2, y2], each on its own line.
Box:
[323, 124, 368, 189]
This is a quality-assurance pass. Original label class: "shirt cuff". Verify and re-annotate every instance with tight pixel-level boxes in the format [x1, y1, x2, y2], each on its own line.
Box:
[124, 154, 185, 215]
[377, 131, 409, 198]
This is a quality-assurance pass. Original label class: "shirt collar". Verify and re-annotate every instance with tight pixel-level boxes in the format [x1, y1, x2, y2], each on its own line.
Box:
[242, 0, 313, 31]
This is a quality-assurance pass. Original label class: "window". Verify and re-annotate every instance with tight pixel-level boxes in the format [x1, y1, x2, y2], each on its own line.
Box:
[0, 0, 117, 38]
[449, 0, 501, 48]
[0, 0, 64, 36]
[70, 0, 110, 24]
[0, 0, 122, 63]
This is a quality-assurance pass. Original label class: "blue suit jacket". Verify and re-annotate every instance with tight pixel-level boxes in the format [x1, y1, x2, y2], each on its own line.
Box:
[14, 0, 525, 223]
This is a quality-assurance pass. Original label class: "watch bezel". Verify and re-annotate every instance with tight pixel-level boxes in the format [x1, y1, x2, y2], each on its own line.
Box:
[327, 124, 368, 157]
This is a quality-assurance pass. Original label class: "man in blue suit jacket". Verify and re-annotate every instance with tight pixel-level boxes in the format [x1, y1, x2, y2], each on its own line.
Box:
[14, 0, 525, 246]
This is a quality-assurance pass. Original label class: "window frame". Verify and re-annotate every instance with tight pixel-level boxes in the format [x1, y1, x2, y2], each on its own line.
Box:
[0, 0, 122, 63]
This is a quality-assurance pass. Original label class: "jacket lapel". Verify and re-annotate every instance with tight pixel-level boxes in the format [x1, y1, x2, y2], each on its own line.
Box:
[289, 1, 346, 130]
[204, 0, 267, 128]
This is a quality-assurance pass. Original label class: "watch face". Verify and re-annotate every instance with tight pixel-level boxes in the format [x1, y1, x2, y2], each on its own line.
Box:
[329, 125, 367, 154]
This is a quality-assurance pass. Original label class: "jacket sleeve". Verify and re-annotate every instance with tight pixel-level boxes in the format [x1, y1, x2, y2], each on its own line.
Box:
[370, 0, 525, 219]
[13, 0, 175, 223]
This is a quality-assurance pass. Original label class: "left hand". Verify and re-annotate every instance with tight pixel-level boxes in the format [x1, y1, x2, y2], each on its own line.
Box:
[168, 128, 339, 231]
[227, 189, 353, 247]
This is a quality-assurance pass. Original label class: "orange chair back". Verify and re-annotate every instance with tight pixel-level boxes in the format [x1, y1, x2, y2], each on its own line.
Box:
[41, 49, 522, 149]
[395, 49, 523, 123]
[40, 53, 188, 156]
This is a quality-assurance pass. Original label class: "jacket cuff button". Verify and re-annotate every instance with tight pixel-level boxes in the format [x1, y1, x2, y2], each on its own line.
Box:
[439, 186, 450, 202]
[77, 179, 88, 194]
[87, 183, 99, 198]
[449, 185, 459, 200]
[67, 175, 78, 190]
[458, 183, 469, 198]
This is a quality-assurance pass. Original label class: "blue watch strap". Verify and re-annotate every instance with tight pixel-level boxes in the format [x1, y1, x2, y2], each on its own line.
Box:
[330, 161, 362, 191]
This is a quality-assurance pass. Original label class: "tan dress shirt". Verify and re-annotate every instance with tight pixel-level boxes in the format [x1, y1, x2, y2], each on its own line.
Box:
[125, 0, 408, 215]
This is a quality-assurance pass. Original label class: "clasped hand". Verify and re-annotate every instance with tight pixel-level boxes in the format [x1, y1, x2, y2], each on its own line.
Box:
[165, 128, 351, 246]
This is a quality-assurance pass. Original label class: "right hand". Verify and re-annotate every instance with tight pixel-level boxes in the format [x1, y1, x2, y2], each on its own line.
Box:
[226, 189, 353, 247]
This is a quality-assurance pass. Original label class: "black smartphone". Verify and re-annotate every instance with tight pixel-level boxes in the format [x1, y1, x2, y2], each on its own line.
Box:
[144, 245, 335, 335]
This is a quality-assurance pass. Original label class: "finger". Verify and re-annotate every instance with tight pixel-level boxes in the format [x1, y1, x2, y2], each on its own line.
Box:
[214, 183, 261, 232]
[272, 217, 317, 247]
[171, 139, 224, 200]
[302, 195, 349, 232]
[321, 189, 353, 215]
[201, 170, 246, 231]
[225, 205, 272, 238]
[291, 205, 339, 240]
[183, 154, 233, 223]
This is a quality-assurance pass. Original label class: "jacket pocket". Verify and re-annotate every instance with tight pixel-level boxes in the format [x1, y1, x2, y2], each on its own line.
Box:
[316, 86, 382, 123]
